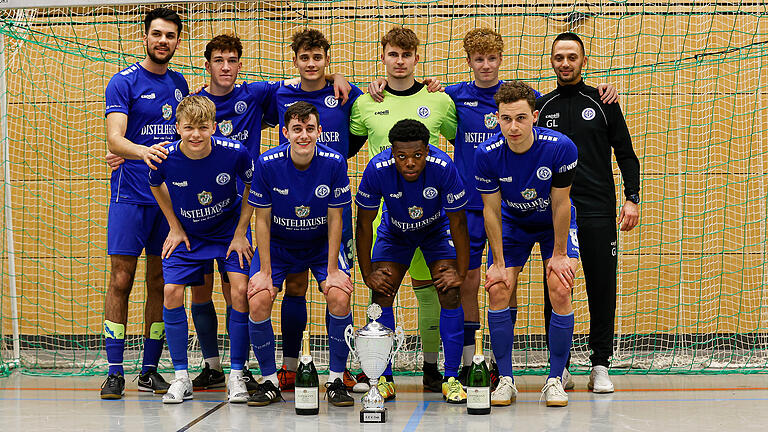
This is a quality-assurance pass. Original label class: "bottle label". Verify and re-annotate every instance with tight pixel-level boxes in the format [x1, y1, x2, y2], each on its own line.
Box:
[295, 387, 318, 409]
[466, 387, 490, 409]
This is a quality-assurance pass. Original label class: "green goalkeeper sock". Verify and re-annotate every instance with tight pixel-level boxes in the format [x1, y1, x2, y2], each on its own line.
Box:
[413, 284, 441, 354]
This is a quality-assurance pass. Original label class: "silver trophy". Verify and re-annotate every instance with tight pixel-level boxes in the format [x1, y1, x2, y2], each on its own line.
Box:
[344, 303, 405, 423]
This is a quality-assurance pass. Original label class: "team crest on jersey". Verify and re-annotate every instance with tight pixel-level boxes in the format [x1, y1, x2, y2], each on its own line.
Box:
[315, 184, 330, 199]
[521, 188, 537, 200]
[219, 120, 233, 136]
[417, 106, 431, 118]
[295, 205, 310, 218]
[484, 112, 497, 129]
[162, 104, 172, 120]
[197, 190, 213, 205]
[324, 95, 339, 108]
[235, 101, 248, 114]
[174, 88, 183, 102]
[536, 167, 552, 181]
[216, 173, 231, 185]
[408, 206, 423, 220]
[581, 107, 596, 120]
[423, 187, 438, 200]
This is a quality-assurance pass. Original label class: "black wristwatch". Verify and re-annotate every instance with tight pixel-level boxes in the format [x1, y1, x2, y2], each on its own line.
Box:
[626, 193, 640, 204]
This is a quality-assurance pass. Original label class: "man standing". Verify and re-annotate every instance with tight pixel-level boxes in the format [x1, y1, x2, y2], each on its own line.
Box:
[536, 32, 640, 393]
[349, 26, 457, 394]
[100, 7, 187, 399]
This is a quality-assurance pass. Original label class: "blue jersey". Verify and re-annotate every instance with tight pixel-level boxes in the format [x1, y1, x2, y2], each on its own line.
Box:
[105, 63, 188, 204]
[248, 144, 351, 248]
[276, 82, 363, 158]
[148, 137, 253, 253]
[200, 81, 280, 158]
[474, 127, 577, 227]
[355, 145, 467, 233]
[445, 81, 541, 210]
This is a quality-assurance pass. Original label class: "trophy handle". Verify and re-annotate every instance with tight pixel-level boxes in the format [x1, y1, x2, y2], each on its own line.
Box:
[389, 326, 405, 365]
[344, 324, 358, 363]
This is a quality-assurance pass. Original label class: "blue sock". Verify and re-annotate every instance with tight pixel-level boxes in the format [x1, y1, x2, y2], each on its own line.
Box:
[191, 301, 220, 361]
[488, 307, 515, 378]
[249, 317, 277, 376]
[229, 309, 249, 371]
[379, 306, 396, 376]
[281, 295, 307, 361]
[440, 306, 464, 378]
[328, 312, 353, 373]
[105, 338, 125, 376]
[226, 305, 233, 334]
[141, 337, 163, 374]
[163, 306, 189, 371]
[463, 321, 481, 347]
[548, 311, 575, 380]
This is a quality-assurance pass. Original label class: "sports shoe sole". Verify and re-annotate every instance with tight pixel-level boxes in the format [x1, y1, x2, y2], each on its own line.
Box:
[228, 394, 249, 403]
[193, 381, 226, 391]
[587, 382, 614, 393]
[329, 399, 354, 407]
[162, 394, 193, 404]
[138, 384, 168, 394]
[247, 399, 278, 407]
[443, 396, 467, 404]
[100, 392, 124, 400]
[546, 399, 568, 407]
[491, 398, 514, 406]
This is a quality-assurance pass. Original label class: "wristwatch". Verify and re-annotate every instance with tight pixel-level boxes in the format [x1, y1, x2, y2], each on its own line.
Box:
[626, 193, 640, 204]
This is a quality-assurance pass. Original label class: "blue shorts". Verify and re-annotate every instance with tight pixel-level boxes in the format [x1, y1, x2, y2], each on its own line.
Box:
[341, 203, 355, 267]
[490, 208, 580, 268]
[372, 221, 456, 268]
[163, 230, 254, 286]
[250, 242, 350, 290]
[107, 201, 168, 256]
[466, 209, 487, 270]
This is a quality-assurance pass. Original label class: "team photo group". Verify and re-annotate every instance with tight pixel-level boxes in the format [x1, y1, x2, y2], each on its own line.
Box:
[100, 6, 640, 412]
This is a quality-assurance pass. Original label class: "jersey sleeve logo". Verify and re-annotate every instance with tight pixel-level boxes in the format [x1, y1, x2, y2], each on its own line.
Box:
[408, 206, 424, 219]
[417, 106, 431, 118]
[219, 120, 233, 136]
[484, 112, 497, 129]
[235, 101, 248, 114]
[162, 104, 173, 120]
[324, 95, 339, 108]
[423, 187, 438, 199]
[581, 107, 596, 120]
[197, 191, 213, 205]
[216, 173, 231, 185]
[295, 205, 311, 218]
[536, 167, 552, 181]
[521, 188, 537, 200]
[174, 89, 183, 102]
[315, 184, 330, 198]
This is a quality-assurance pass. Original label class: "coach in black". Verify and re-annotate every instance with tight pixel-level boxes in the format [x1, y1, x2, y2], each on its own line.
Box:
[536, 32, 640, 393]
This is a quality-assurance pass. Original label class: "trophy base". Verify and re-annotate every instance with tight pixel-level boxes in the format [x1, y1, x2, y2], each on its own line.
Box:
[360, 408, 386, 423]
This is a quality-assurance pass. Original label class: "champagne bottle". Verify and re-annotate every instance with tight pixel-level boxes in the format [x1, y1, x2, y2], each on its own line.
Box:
[466, 329, 491, 415]
[295, 330, 319, 415]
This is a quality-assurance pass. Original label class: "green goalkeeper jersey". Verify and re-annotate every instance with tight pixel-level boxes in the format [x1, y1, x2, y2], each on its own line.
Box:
[350, 84, 457, 160]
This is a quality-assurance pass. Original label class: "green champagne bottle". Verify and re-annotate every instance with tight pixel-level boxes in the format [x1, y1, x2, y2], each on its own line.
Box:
[466, 329, 491, 415]
[295, 330, 319, 415]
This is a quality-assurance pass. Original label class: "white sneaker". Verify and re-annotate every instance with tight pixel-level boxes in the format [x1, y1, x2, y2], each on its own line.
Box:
[541, 377, 568, 407]
[162, 377, 193, 404]
[562, 368, 574, 390]
[588, 365, 614, 393]
[490, 375, 518, 406]
[228, 373, 250, 403]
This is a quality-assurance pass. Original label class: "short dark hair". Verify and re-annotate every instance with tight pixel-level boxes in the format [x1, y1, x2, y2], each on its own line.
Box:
[144, 7, 182, 35]
[284, 101, 320, 125]
[552, 32, 585, 56]
[205, 34, 242, 61]
[290, 29, 330, 54]
[494, 80, 537, 111]
[388, 119, 430, 148]
[381, 26, 419, 52]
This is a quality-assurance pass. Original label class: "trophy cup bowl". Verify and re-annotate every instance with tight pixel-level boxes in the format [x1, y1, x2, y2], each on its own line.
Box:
[345, 303, 405, 423]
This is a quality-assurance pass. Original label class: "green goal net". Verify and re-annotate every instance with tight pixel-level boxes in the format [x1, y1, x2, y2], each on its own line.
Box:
[1, 1, 767, 377]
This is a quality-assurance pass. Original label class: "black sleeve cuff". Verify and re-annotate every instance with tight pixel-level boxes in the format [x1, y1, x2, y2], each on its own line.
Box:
[551, 168, 576, 188]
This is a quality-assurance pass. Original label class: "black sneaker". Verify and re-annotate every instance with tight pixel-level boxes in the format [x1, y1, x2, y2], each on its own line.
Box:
[489, 360, 500, 392]
[242, 366, 259, 395]
[247, 380, 283, 406]
[137, 370, 170, 394]
[325, 378, 354, 407]
[192, 362, 226, 390]
[458, 365, 471, 388]
[100, 373, 125, 399]
[422, 362, 443, 393]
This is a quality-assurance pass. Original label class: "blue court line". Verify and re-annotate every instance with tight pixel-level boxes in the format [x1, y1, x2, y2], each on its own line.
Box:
[0, 397, 226, 403]
[403, 401, 433, 432]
